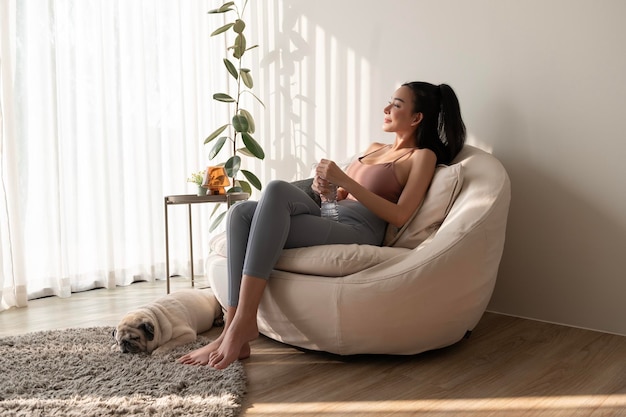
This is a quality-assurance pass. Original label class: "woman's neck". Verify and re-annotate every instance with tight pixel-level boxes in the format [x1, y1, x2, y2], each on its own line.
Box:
[391, 134, 416, 150]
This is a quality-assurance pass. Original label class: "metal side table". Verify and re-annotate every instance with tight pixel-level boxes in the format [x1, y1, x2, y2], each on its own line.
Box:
[164, 192, 249, 293]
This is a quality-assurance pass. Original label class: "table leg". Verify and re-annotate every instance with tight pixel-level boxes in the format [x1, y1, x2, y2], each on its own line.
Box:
[164, 198, 171, 294]
[188, 203, 194, 288]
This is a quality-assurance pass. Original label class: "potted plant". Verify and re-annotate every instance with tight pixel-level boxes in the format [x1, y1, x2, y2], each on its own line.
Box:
[187, 170, 207, 196]
[204, 0, 265, 230]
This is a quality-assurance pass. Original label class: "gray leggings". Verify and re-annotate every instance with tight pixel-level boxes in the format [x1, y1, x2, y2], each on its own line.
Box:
[225, 179, 387, 306]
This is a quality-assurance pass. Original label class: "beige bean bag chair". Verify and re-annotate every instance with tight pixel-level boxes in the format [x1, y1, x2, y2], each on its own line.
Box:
[206, 145, 511, 355]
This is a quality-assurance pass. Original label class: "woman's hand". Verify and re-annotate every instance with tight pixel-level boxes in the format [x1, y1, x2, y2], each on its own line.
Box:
[313, 175, 342, 202]
[315, 159, 344, 186]
[311, 175, 330, 196]
[312, 176, 349, 201]
[312, 159, 349, 201]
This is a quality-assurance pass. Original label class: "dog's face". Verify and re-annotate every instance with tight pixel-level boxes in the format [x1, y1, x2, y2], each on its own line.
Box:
[112, 314, 156, 354]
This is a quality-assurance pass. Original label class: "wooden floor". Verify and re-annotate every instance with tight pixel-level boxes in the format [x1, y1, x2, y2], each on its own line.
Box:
[1, 278, 625, 417]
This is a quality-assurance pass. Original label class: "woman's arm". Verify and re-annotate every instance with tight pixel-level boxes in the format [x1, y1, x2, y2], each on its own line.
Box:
[316, 149, 436, 228]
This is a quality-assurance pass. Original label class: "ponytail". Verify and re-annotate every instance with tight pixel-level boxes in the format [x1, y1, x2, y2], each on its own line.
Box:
[402, 81, 466, 164]
[437, 84, 466, 163]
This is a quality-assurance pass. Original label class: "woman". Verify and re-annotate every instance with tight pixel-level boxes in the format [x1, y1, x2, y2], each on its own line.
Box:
[178, 81, 466, 369]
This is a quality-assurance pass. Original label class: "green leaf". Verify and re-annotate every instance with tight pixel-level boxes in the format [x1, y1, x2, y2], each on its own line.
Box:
[224, 59, 238, 80]
[242, 132, 265, 160]
[209, 211, 227, 232]
[208, 2, 235, 14]
[225, 155, 241, 177]
[240, 70, 253, 88]
[213, 93, 235, 102]
[232, 114, 249, 133]
[228, 185, 244, 193]
[210, 203, 222, 218]
[241, 169, 262, 190]
[217, 1, 235, 12]
[233, 34, 246, 59]
[237, 180, 253, 195]
[238, 109, 255, 133]
[209, 136, 227, 159]
[243, 90, 265, 108]
[237, 147, 255, 157]
[233, 19, 246, 34]
[211, 23, 234, 37]
[204, 124, 229, 144]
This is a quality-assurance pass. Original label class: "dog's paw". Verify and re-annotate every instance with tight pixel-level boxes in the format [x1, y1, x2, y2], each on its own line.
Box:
[151, 346, 171, 356]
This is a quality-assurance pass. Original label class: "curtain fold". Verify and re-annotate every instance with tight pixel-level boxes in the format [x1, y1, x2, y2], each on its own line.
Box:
[1, 0, 230, 309]
[1, 0, 28, 310]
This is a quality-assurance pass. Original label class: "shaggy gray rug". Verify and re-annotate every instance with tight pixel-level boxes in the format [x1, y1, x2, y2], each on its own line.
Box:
[0, 327, 246, 417]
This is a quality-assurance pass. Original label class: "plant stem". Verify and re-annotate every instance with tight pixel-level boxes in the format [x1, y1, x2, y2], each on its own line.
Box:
[232, 3, 245, 184]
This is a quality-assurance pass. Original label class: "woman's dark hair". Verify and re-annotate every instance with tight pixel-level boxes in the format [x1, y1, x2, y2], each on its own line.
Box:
[402, 81, 466, 164]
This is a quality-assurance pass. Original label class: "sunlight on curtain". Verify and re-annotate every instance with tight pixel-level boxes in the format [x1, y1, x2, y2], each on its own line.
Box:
[1, 0, 230, 308]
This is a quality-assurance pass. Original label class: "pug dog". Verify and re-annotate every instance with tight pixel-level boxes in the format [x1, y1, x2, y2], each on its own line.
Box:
[111, 288, 223, 355]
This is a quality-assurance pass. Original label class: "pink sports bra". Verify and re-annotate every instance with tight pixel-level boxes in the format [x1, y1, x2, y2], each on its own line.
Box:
[345, 145, 414, 203]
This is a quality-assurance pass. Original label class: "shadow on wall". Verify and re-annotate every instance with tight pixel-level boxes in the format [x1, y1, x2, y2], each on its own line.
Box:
[258, 0, 388, 182]
[489, 155, 626, 335]
[260, 5, 313, 181]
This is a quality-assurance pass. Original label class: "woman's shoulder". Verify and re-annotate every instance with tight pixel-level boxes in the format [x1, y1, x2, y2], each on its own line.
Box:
[413, 146, 437, 158]
[408, 147, 438, 167]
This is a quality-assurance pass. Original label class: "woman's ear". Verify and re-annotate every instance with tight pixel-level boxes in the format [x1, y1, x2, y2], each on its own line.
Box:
[411, 112, 424, 127]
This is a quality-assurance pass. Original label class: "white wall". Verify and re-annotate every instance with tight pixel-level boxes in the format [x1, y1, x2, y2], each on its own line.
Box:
[243, 0, 626, 335]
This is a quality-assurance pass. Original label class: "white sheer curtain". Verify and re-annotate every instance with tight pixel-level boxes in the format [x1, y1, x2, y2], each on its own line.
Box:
[1, 0, 231, 309]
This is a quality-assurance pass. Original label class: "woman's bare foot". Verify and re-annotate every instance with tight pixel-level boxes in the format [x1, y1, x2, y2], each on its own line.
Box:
[184, 275, 265, 369]
[177, 338, 222, 365]
[178, 334, 251, 366]
[208, 316, 258, 369]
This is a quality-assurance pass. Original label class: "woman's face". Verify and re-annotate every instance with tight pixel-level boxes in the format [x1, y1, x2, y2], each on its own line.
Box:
[382, 86, 420, 134]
